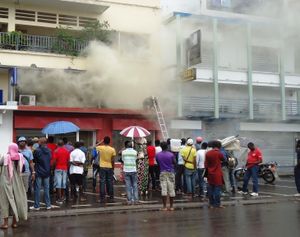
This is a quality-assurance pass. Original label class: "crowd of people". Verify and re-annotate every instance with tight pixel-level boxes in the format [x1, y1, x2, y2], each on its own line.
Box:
[0, 134, 267, 229]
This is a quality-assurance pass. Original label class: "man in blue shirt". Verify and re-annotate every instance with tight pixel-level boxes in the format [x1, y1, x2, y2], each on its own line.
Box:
[17, 136, 34, 196]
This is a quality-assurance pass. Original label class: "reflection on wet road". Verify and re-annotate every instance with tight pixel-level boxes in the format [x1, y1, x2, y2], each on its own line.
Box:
[4, 201, 300, 237]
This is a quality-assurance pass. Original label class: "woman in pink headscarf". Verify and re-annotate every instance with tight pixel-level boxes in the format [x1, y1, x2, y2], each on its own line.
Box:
[0, 143, 28, 229]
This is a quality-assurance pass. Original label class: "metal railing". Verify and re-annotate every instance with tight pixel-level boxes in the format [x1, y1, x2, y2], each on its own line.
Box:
[0, 32, 88, 55]
[182, 96, 300, 119]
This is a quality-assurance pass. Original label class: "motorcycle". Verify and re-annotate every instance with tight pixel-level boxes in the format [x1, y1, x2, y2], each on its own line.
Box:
[234, 162, 278, 184]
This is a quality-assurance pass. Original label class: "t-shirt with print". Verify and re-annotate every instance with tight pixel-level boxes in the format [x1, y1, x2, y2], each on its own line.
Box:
[97, 145, 116, 169]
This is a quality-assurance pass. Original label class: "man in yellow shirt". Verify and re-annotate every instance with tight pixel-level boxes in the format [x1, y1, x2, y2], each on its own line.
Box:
[180, 138, 197, 197]
[96, 136, 116, 203]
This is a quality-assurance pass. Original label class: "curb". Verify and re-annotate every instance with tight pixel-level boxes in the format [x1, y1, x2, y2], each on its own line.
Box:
[28, 197, 279, 219]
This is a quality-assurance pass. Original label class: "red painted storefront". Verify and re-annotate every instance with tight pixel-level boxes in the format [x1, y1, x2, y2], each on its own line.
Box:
[14, 106, 160, 142]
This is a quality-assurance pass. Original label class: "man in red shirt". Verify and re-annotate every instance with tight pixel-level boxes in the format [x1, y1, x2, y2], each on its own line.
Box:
[52, 139, 70, 204]
[239, 142, 263, 197]
[205, 140, 224, 208]
[47, 136, 57, 194]
[147, 141, 157, 191]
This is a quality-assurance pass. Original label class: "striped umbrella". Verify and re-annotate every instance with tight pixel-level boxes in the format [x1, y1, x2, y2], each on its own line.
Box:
[120, 126, 150, 138]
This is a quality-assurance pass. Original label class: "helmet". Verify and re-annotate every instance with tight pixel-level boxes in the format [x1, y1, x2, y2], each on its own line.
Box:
[196, 137, 203, 143]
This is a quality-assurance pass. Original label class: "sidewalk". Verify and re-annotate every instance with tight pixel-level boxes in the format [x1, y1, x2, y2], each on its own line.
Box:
[27, 183, 284, 218]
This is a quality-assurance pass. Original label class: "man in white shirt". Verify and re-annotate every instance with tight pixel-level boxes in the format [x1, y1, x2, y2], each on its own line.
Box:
[196, 142, 208, 197]
[175, 138, 186, 194]
[69, 142, 86, 202]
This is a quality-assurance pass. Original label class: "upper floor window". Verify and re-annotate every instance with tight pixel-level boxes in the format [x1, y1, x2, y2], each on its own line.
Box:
[207, 0, 283, 18]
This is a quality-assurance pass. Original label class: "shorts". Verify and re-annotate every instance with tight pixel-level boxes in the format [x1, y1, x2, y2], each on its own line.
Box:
[54, 169, 67, 189]
[160, 172, 175, 197]
[69, 173, 83, 186]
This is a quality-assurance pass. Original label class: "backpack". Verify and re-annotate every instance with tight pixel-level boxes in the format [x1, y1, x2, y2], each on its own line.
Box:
[227, 157, 238, 169]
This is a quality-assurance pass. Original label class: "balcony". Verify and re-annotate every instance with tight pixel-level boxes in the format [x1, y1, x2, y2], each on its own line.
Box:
[182, 96, 300, 120]
[0, 32, 88, 56]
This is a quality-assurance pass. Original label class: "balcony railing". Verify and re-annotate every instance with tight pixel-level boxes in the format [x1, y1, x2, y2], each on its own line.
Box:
[183, 96, 300, 119]
[0, 32, 88, 56]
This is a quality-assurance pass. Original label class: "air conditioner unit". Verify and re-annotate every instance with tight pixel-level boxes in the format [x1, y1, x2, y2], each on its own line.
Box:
[19, 95, 36, 106]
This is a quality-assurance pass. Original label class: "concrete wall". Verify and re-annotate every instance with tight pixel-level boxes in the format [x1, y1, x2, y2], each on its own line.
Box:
[0, 110, 14, 154]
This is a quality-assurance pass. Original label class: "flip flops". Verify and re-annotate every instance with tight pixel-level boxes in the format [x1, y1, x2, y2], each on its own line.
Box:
[0, 225, 8, 230]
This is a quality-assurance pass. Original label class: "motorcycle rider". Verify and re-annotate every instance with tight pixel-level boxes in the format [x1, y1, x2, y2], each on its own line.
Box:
[238, 142, 263, 197]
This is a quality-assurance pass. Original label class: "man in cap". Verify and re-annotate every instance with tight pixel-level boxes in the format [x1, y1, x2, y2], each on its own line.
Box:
[17, 136, 35, 196]
[195, 137, 203, 151]
[180, 138, 197, 199]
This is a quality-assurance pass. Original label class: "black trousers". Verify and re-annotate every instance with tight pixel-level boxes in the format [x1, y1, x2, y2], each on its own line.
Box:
[295, 165, 300, 193]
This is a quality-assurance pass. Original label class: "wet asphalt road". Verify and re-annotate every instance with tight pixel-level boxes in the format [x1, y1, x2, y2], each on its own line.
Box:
[3, 200, 300, 237]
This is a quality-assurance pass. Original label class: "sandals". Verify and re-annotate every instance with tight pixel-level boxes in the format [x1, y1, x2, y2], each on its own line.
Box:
[0, 225, 8, 230]
[12, 223, 18, 228]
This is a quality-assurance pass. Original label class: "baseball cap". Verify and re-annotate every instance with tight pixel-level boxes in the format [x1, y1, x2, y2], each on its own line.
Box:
[187, 138, 194, 145]
[17, 136, 27, 142]
[196, 137, 203, 143]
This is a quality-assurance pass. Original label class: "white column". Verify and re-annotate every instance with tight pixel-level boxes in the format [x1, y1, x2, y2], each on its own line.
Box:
[8, 7, 16, 32]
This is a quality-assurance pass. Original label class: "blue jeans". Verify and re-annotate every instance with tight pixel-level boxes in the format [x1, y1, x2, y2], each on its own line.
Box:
[99, 168, 114, 200]
[184, 168, 196, 194]
[34, 176, 51, 208]
[207, 184, 222, 207]
[242, 165, 259, 193]
[197, 168, 206, 195]
[229, 168, 236, 189]
[125, 172, 138, 202]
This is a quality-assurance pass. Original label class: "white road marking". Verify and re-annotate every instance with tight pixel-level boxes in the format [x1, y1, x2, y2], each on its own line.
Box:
[259, 183, 296, 189]
[71, 204, 92, 208]
[138, 200, 159, 204]
[259, 191, 293, 197]
[27, 200, 60, 208]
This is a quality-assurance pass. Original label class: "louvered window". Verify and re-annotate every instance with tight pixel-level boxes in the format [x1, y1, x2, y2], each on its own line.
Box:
[79, 17, 97, 27]
[37, 12, 57, 24]
[59, 14, 77, 26]
[0, 7, 8, 19]
[16, 9, 35, 21]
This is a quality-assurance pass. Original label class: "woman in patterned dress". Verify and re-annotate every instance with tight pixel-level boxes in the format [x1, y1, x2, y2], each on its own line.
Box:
[135, 138, 149, 196]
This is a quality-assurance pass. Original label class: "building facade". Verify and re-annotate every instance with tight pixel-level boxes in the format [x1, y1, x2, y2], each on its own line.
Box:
[164, 0, 299, 172]
[0, 0, 161, 153]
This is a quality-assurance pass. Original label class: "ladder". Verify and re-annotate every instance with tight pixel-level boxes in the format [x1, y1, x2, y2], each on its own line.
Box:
[151, 96, 169, 141]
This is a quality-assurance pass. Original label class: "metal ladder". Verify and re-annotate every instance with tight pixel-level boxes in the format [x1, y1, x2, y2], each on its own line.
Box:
[151, 96, 169, 141]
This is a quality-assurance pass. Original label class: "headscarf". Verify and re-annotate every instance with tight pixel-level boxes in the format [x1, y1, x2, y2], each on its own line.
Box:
[4, 143, 25, 181]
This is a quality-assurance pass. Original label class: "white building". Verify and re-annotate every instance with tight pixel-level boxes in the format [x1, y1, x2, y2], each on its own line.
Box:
[164, 0, 299, 172]
[0, 0, 161, 153]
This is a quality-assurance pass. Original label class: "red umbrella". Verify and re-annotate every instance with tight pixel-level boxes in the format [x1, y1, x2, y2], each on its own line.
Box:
[120, 126, 150, 138]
